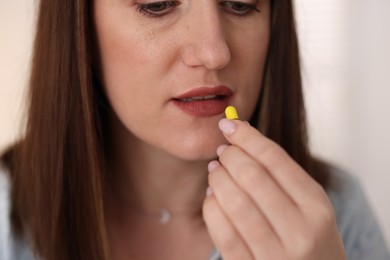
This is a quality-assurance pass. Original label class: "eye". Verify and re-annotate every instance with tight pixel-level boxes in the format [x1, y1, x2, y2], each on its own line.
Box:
[137, 1, 180, 18]
[220, 1, 261, 16]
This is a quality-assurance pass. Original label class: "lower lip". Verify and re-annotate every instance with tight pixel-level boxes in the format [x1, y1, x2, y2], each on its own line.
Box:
[172, 99, 229, 117]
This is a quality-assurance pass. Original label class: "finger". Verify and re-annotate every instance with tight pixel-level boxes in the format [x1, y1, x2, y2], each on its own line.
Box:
[203, 194, 253, 260]
[208, 161, 282, 259]
[218, 119, 326, 205]
[217, 144, 303, 242]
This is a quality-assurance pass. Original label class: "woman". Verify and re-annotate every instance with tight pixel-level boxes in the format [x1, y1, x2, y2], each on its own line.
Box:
[0, 0, 388, 259]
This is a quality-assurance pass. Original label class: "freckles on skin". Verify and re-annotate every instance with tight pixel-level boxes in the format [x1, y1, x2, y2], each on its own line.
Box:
[95, 13, 172, 99]
[94, 1, 179, 123]
[94, 3, 222, 160]
[93, 0, 270, 161]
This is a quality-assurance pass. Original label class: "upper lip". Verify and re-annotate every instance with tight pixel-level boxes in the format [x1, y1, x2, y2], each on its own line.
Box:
[173, 86, 234, 99]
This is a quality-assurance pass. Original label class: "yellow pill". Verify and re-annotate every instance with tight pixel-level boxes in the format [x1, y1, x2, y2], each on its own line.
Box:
[225, 106, 239, 120]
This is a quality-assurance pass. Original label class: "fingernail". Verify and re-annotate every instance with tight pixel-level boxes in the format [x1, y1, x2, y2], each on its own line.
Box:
[216, 144, 228, 156]
[218, 119, 236, 135]
[208, 160, 220, 172]
[206, 187, 213, 197]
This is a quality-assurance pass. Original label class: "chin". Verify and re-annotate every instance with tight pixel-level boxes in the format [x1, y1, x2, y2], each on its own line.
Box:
[164, 136, 226, 162]
[172, 149, 217, 162]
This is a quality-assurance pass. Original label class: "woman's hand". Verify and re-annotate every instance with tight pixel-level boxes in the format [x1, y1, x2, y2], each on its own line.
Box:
[202, 119, 346, 260]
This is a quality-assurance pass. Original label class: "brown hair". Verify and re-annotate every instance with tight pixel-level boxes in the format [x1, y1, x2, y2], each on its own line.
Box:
[1, 0, 329, 259]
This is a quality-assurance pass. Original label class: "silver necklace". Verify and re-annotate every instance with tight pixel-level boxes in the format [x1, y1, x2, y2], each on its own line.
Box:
[126, 202, 203, 225]
[159, 208, 172, 225]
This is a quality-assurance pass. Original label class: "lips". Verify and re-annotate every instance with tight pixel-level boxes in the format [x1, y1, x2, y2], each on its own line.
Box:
[174, 86, 234, 100]
[177, 95, 222, 102]
[172, 86, 233, 117]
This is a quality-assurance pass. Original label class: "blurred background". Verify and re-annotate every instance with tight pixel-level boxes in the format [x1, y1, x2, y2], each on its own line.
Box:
[1, 0, 389, 244]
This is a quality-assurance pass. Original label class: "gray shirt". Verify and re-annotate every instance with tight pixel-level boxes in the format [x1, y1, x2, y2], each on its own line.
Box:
[0, 166, 389, 260]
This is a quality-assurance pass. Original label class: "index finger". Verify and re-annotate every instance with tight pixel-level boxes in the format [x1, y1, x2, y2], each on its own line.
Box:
[218, 118, 326, 205]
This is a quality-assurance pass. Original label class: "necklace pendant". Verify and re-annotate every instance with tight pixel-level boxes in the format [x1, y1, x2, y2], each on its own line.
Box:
[159, 208, 171, 225]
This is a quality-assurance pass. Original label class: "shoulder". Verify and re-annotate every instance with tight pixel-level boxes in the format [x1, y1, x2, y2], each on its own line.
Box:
[326, 166, 390, 260]
[0, 164, 36, 260]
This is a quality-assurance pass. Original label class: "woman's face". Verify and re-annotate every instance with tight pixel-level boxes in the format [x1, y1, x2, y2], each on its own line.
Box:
[93, 0, 270, 161]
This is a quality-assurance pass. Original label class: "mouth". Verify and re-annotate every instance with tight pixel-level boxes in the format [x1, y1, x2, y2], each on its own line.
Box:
[174, 95, 226, 102]
[173, 85, 233, 100]
[172, 86, 233, 117]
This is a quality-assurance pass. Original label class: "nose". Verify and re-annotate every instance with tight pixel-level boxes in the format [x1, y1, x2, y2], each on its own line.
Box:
[180, 6, 231, 70]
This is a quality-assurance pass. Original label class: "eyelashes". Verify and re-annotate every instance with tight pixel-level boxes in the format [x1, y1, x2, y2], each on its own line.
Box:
[137, 1, 180, 17]
[221, 1, 260, 15]
[137, 1, 261, 18]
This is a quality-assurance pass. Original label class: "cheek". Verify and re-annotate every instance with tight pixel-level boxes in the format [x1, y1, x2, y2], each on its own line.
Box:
[233, 36, 269, 121]
[94, 7, 172, 106]
[94, 19, 172, 126]
[97, 32, 154, 99]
